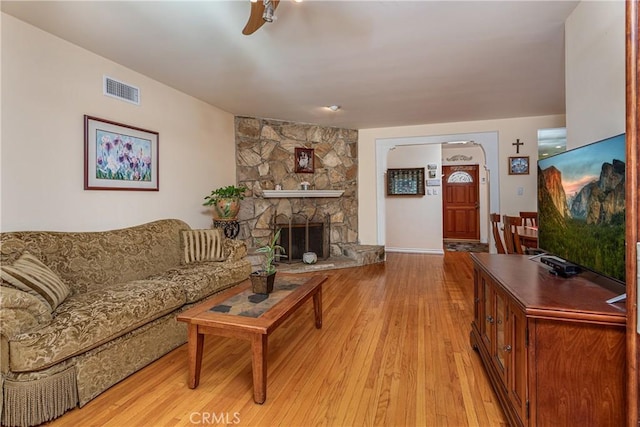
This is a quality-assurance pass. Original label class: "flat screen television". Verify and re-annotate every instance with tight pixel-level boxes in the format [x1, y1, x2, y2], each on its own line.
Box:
[537, 133, 626, 289]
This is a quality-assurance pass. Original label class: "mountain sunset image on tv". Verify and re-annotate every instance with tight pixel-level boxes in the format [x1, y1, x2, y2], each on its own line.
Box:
[537, 134, 626, 283]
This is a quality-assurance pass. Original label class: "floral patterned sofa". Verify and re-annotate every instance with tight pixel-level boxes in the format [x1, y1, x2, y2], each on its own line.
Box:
[0, 219, 251, 426]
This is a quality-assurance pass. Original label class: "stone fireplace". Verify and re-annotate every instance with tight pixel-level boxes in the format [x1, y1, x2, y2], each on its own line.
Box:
[234, 117, 358, 256]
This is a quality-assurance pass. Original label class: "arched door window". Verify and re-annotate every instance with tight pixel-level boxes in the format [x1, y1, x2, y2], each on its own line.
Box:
[447, 171, 474, 183]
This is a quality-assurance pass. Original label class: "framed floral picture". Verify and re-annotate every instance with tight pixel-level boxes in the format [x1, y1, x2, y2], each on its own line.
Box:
[294, 147, 314, 173]
[508, 156, 530, 175]
[84, 115, 159, 190]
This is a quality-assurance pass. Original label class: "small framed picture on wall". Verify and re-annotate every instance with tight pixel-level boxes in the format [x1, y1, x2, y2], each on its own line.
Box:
[295, 147, 314, 173]
[508, 156, 529, 175]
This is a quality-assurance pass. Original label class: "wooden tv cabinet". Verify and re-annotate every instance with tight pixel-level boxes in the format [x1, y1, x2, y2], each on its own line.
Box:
[469, 253, 626, 426]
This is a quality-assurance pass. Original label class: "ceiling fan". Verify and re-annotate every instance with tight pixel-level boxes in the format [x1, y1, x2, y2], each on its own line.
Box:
[242, 0, 280, 35]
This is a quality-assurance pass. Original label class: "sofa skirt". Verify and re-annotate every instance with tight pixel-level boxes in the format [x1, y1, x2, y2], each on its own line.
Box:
[1, 311, 188, 427]
[74, 311, 188, 406]
[2, 366, 77, 427]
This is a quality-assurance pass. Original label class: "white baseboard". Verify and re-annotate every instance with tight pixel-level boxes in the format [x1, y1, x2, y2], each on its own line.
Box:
[385, 247, 445, 255]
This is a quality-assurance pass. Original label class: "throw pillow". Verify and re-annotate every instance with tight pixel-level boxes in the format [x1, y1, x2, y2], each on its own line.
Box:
[1, 252, 71, 312]
[182, 229, 225, 264]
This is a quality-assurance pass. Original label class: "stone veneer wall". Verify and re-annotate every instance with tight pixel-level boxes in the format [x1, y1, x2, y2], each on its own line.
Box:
[235, 116, 358, 255]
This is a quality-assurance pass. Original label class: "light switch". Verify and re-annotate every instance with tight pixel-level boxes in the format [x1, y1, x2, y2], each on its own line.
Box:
[427, 189, 432, 195]
[517, 187, 524, 196]
[433, 188, 439, 195]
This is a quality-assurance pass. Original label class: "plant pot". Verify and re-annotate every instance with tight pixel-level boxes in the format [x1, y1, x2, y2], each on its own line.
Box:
[213, 197, 241, 220]
[250, 271, 276, 294]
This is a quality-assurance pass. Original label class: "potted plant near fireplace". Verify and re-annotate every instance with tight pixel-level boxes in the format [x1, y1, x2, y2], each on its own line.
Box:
[251, 229, 286, 294]
[203, 185, 247, 220]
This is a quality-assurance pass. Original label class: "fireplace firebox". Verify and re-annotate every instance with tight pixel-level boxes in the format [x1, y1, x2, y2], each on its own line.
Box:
[274, 214, 330, 262]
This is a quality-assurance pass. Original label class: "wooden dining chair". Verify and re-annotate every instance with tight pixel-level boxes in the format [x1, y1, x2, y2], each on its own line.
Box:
[519, 211, 538, 228]
[490, 213, 506, 254]
[503, 215, 524, 254]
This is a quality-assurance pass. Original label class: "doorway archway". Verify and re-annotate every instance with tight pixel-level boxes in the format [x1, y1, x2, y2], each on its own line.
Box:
[375, 132, 499, 249]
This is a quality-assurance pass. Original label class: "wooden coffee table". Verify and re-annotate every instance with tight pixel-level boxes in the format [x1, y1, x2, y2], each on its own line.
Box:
[177, 274, 326, 404]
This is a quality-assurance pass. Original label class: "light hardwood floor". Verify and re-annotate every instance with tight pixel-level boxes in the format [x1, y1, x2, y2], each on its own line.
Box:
[46, 252, 507, 426]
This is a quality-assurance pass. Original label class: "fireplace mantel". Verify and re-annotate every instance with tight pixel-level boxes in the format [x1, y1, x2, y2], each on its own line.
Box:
[262, 190, 344, 198]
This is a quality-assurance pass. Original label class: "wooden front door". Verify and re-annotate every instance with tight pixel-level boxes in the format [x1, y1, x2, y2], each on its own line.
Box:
[442, 165, 480, 240]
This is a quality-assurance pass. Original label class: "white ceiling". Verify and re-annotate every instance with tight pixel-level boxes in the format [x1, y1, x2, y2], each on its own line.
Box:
[1, 0, 579, 130]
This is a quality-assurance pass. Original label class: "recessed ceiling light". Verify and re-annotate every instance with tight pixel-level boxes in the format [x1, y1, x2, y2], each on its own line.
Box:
[327, 105, 341, 112]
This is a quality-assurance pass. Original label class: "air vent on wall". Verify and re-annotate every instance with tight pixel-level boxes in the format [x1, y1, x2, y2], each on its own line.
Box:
[103, 76, 140, 105]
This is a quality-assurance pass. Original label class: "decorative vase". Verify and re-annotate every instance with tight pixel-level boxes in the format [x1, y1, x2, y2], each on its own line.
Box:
[250, 271, 276, 294]
[213, 197, 241, 220]
[302, 252, 317, 264]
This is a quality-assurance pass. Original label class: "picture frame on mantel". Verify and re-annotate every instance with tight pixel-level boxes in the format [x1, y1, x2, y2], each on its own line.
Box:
[294, 147, 314, 173]
[508, 156, 529, 175]
[84, 115, 159, 190]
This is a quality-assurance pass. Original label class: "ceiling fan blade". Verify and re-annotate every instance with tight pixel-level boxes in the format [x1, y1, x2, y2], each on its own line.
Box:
[242, 0, 280, 35]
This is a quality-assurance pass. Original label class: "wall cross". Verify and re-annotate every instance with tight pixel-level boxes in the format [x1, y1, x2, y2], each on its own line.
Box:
[512, 139, 524, 154]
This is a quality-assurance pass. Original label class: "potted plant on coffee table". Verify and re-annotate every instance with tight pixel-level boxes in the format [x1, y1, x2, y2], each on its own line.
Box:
[251, 229, 286, 294]
[203, 185, 247, 220]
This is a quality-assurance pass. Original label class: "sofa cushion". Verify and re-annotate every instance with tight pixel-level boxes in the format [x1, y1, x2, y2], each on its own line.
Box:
[7, 278, 186, 372]
[154, 259, 251, 303]
[1, 252, 70, 311]
[182, 229, 225, 264]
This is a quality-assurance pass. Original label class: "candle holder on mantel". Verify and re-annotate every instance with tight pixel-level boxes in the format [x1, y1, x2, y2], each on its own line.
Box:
[300, 181, 311, 191]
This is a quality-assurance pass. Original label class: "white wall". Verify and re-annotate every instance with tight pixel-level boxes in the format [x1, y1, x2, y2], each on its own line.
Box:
[359, 0, 626, 248]
[565, 0, 625, 148]
[1, 14, 237, 232]
[358, 115, 565, 245]
[385, 144, 443, 253]
[565, 0, 629, 325]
